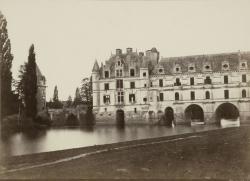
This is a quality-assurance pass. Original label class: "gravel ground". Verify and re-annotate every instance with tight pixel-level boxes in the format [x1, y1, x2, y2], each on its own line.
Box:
[1, 126, 250, 179]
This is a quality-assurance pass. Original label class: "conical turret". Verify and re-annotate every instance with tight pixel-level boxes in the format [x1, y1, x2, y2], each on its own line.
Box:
[92, 60, 100, 72]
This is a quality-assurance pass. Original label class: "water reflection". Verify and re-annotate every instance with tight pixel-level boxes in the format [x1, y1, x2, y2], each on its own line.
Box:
[0, 124, 223, 156]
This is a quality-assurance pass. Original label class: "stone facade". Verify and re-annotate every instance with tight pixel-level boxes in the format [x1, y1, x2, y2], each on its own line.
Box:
[92, 48, 250, 125]
[36, 65, 46, 112]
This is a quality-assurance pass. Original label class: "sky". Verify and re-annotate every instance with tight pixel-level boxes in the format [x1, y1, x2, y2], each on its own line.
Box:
[1, 0, 250, 101]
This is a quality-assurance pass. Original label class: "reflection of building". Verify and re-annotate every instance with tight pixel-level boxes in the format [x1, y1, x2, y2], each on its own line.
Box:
[36, 65, 46, 112]
[92, 48, 250, 125]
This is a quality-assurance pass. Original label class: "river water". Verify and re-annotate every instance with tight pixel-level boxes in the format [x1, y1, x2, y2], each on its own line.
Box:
[0, 124, 225, 156]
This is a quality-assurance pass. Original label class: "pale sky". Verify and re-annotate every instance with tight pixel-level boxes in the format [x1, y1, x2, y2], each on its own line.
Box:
[1, 0, 250, 101]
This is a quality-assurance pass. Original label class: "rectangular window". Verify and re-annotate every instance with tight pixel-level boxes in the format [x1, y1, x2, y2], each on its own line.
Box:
[224, 90, 229, 99]
[103, 95, 110, 104]
[190, 77, 194, 85]
[143, 72, 147, 77]
[130, 69, 135, 77]
[191, 91, 195, 100]
[116, 69, 122, 77]
[144, 83, 147, 88]
[104, 71, 109, 78]
[117, 92, 124, 103]
[175, 78, 181, 86]
[134, 108, 137, 113]
[143, 97, 147, 102]
[159, 79, 163, 87]
[104, 83, 109, 90]
[159, 93, 164, 101]
[129, 94, 136, 103]
[116, 79, 123, 89]
[204, 76, 212, 84]
[224, 75, 228, 84]
[130, 82, 135, 89]
[242, 74, 247, 83]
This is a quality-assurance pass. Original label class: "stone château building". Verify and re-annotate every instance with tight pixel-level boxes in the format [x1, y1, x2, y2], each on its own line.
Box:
[91, 48, 250, 125]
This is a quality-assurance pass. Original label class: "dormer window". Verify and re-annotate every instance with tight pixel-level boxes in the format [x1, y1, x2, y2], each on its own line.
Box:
[104, 71, 109, 78]
[203, 63, 212, 72]
[174, 64, 181, 73]
[222, 61, 229, 71]
[159, 69, 163, 73]
[205, 65, 210, 69]
[223, 64, 228, 69]
[188, 63, 196, 72]
[240, 61, 247, 70]
[189, 67, 194, 71]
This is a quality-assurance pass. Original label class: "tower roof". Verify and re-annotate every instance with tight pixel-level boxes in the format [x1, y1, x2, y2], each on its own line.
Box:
[92, 60, 100, 72]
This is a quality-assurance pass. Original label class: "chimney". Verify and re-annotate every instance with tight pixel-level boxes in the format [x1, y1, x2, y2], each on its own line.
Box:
[116, 49, 122, 55]
[126, 48, 133, 54]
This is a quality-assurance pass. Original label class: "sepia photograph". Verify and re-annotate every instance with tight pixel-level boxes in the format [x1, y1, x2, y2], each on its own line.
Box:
[0, 0, 250, 180]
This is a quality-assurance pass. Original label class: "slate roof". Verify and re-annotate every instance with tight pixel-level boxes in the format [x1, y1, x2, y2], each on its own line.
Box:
[95, 49, 250, 78]
[154, 51, 250, 75]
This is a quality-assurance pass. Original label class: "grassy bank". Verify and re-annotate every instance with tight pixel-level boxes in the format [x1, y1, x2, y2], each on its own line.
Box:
[1, 126, 250, 179]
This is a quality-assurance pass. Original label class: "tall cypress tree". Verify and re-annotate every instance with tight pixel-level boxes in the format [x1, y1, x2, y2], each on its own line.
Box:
[24, 44, 37, 119]
[53, 86, 59, 102]
[0, 11, 15, 118]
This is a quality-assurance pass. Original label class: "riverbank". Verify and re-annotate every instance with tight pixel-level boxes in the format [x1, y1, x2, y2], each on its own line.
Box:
[1, 125, 250, 179]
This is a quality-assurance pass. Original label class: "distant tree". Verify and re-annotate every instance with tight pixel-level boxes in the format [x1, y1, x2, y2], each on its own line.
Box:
[66, 95, 72, 108]
[23, 44, 37, 119]
[80, 77, 92, 108]
[73, 87, 82, 107]
[49, 85, 63, 109]
[0, 11, 17, 118]
[53, 86, 59, 102]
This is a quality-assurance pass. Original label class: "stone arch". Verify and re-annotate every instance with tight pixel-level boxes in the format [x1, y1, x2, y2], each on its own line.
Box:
[164, 107, 174, 126]
[185, 104, 204, 124]
[116, 109, 125, 127]
[215, 103, 239, 123]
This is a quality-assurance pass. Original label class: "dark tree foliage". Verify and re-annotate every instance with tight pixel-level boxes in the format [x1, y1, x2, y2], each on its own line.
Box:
[73, 87, 82, 107]
[24, 44, 37, 119]
[53, 85, 59, 102]
[0, 11, 18, 118]
[48, 86, 63, 109]
[80, 77, 92, 108]
[66, 95, 72, 108]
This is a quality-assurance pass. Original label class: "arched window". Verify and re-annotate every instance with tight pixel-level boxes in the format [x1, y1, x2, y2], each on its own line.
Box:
[242, 89, 246, 98]
[175, 92, 179, 101]
[205, 91, 210, 99]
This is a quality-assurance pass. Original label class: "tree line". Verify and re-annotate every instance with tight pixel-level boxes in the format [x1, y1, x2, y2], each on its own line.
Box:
[47, 77, 92, 109]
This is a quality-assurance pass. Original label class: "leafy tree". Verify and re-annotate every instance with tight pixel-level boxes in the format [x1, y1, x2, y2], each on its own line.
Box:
[73, 87, 82, 107]
[23, 44, 37, 119]
[0, 11, 17, 118]
[80, 77, 92, 107]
